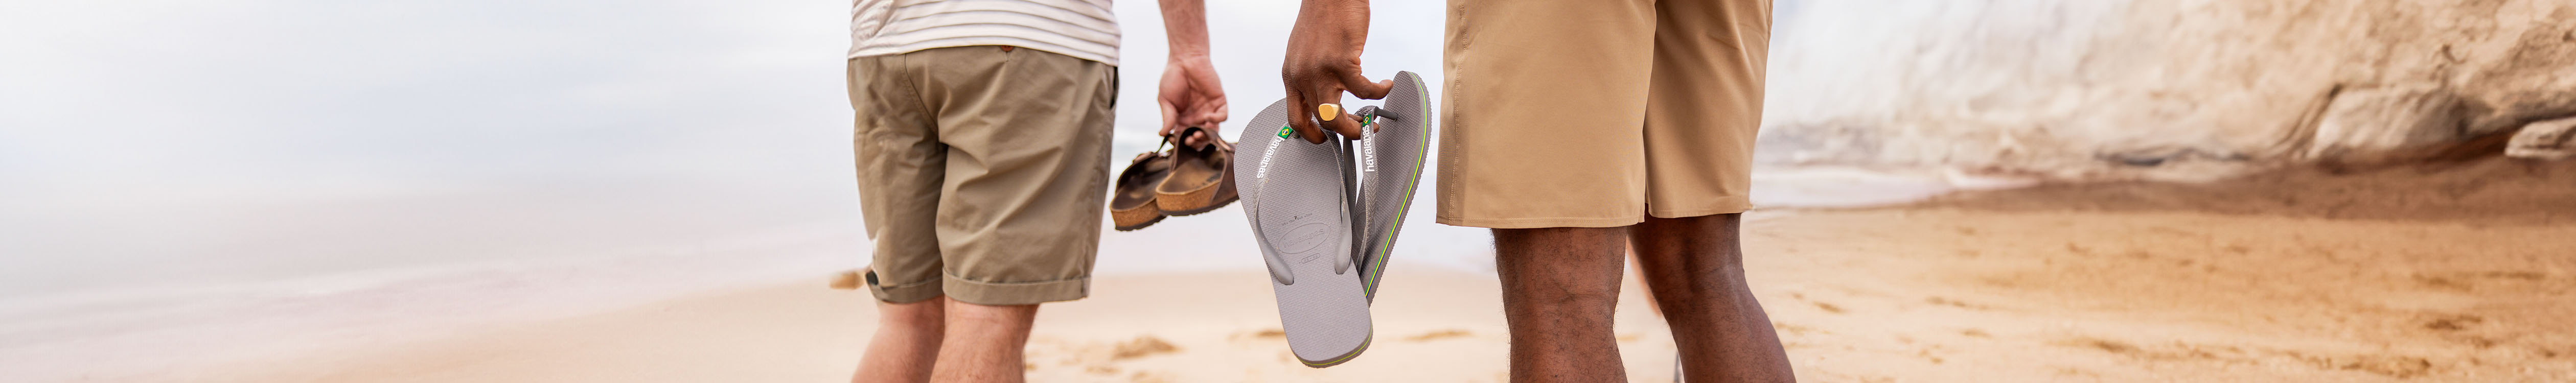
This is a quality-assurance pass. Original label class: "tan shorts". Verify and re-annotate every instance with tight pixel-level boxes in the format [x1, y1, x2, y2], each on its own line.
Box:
[1437, 0, 1773, 229]
[848, 46, 1116, 305]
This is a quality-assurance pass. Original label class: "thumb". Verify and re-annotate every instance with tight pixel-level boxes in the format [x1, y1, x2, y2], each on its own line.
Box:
[1342, 74, 1395, 100]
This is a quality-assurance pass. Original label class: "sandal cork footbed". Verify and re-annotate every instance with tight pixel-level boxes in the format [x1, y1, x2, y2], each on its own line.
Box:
[1155, 127, 1239, 216]
[1111, 150, 1174, 231]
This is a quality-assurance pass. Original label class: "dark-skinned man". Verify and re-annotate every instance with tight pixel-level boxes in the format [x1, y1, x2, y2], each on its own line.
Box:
[1279, 1, 1795, 381]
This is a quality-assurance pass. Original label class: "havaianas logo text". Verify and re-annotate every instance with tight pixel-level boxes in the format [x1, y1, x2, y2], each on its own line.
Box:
[1358, 116, 1378, 173]
[1256, 130, 1284, 180]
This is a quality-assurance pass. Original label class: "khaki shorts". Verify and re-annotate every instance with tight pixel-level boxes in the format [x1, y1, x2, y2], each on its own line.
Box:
[1437, 0, 1773, 229]
[848, 46, 1116, 305]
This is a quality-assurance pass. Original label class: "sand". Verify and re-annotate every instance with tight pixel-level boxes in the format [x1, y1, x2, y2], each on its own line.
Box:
[189, 158, 2576, 382]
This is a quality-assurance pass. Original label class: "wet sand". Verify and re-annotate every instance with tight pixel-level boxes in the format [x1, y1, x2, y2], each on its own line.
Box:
[189, 158, 2576, 382]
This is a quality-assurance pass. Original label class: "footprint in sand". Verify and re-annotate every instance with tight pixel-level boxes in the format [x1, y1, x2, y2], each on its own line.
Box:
[1235, 328, 1286, 341]
[2056, 336, 2441, 378]
[1773, 322, 1821, 336]
[1126, 371, 1174, 383]
[2532, 346, 2568, 359]
[1110, 336, 1181, 360]
[2056, 336, 2230, 361]
[2322, 354, 2435, 378]
[2415, 271, 2550, 292]
[2067, 337, 2141, 355]
[1923, 296, 1991, 310]
[1405, 329, 1473, 342]
[2423, 314, 2483, 331]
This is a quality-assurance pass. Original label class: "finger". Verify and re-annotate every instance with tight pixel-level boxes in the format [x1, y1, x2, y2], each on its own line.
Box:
[1190, 107, 1226, 148]
[1184, 100, 1228, 135]
[1193, 74, 1229, 125]
[1323, 111, 1366, 140]
[1312, 93, 1364, 140]
[1340, 72, 1395, 100]
[1159, 99, 1181, 138]
[1199, 98, 1230, 127]
[1284, 87, 1328, 143]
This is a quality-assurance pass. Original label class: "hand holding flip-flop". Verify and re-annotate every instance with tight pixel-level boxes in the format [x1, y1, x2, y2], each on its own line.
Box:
[1281, 0, 1395, 145]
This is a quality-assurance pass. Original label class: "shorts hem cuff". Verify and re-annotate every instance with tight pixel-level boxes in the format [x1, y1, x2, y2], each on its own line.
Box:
[867, 276, 944, 304]
[1647, 197, 1754, 218]
[944, 275, 1091, 305]
[1436, 216, 1643, 229]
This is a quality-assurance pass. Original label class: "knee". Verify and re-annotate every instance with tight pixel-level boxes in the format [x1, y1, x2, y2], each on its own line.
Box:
[1508, 278, 1622, 310]
[1637, 213, 1744, 246]
[1493, 226, 1628, 248]
[1546, 288, 1623, 308]
[878, 297, 947, 329]
[941, 300, 1039, 325]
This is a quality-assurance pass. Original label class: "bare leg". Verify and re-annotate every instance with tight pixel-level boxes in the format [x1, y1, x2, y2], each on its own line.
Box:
[1633, 252, 1663, 319]
[853, 297, 947, 383]
[926, 300, 1040, 382]
[1495, 227, 1631, 382]
[1629, 252, 1683, 382]
[1631, 213, 1793, 382]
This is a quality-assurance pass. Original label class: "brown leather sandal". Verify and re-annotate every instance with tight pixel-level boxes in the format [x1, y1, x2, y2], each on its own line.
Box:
[1110, 143, 1176, 231]
[1154, 127, 1239, 216]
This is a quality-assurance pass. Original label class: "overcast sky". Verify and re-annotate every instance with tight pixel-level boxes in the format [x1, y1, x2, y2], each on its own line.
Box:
[0, 0, 1469, 199]
[0, 0, 1819, 298]
[0, 0, 1456, 297]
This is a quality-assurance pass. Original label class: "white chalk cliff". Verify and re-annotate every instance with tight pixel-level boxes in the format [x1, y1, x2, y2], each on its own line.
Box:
[1758, 0, 2576, 180]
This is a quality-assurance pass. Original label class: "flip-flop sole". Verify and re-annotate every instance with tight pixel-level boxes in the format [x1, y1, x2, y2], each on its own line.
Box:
[1236, 101, 1286, 275]
[1358, 71, 1435, 300]
[1237, 99, 1373, 368]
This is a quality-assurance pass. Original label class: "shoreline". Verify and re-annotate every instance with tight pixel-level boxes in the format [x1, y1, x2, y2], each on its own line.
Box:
[182, 207, 2576, 381]
[31, 158, 2576, 381]
[189, 267, 1694, 382]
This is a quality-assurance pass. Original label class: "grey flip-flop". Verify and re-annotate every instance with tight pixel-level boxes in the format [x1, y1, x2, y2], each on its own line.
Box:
[1354, 71, 1435, 301]
[1236, 99, 1373, 368]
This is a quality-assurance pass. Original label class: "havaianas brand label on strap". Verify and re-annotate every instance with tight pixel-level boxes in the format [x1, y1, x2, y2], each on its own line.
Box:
[1256, 134, 1283, 180]
[1256, 127, 1290, 181]
[1359, 135, 1377, 173]
[1358, 116, 1378, 173]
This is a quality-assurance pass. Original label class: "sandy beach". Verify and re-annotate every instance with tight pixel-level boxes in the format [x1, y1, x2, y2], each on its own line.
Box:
[14, 0, 2574, 381]
[168, 158, 2576, 382]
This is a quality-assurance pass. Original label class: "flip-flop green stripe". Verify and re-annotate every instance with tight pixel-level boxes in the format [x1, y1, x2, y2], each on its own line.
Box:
[1361, 79, 1434, 296]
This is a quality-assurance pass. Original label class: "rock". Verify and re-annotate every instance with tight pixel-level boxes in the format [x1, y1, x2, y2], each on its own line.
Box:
[2505, 117, 2576, 160]
[2302, 86, 2469, 161]
[1757, 0, 2576, 178]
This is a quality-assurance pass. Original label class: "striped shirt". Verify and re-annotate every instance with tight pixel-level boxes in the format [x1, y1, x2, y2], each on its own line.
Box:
[849, 0, 1121, 66]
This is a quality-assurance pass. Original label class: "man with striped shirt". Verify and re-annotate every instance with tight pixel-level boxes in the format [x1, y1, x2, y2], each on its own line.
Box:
[844, 1, 1226, 382]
